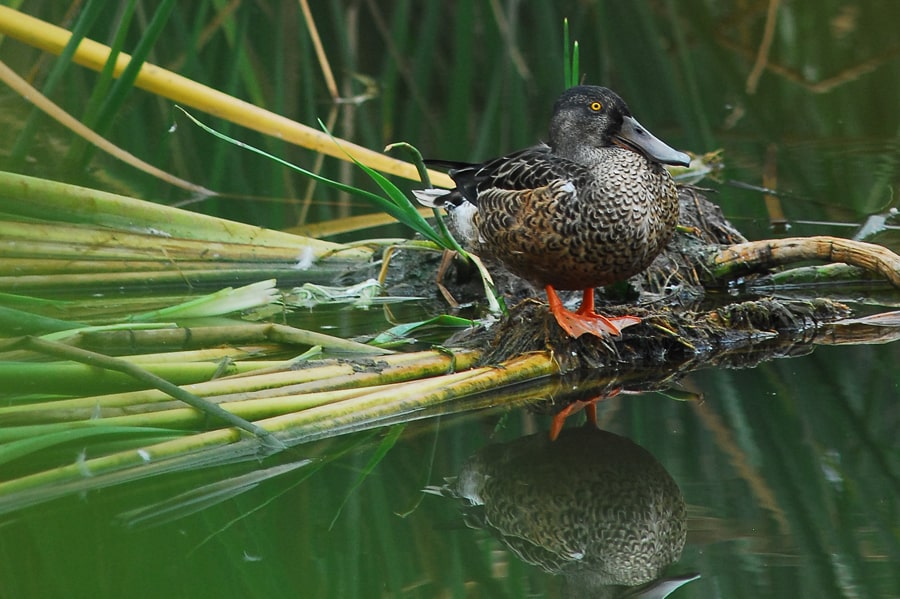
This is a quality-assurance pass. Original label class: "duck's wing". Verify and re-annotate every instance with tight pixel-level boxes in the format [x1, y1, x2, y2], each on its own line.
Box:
[423, 142, 551, 175]
[473, 146, 579, 197]
[413, 146, 590, 248]
[423, 158, 475, 172]
[414, 143, 585, 210]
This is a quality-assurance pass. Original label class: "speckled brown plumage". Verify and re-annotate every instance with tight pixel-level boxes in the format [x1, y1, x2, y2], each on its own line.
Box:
[416, 86, 690, 338]
[432, 427, 694, 596]
[472, 146, 679, 290]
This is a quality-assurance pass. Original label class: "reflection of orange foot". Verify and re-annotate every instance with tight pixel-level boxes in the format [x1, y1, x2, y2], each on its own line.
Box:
[549, 388, 622, 441]
[545, 286, 641, 339]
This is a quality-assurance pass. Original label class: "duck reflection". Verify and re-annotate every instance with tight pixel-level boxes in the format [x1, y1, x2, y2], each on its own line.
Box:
[433, 426, 698, 598]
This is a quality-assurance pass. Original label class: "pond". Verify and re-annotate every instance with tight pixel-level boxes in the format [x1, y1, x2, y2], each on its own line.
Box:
[0, 2, 898, 598]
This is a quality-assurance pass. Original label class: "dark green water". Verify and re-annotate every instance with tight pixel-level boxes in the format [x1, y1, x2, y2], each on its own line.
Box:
[2, 347, 897, 598]
[1, 2, 899, 598]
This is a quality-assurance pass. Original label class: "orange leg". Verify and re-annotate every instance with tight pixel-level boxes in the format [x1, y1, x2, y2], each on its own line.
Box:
[545, 286, 641, 339]
[549, 388, 622, 440]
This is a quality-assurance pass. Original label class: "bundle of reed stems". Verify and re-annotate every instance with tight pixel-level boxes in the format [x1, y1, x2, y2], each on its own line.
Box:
[0, 5, 507, 513]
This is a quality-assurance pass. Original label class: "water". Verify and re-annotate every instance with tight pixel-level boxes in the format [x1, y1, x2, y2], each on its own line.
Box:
[1, 351, 896, 597]
[1, 2, 899, 598]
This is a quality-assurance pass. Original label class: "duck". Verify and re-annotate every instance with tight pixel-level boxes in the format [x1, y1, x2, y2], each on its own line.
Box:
[414, 85, 690, 338]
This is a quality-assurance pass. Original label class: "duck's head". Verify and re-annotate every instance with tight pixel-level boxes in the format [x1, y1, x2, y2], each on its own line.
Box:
[549, 85, 690, 167]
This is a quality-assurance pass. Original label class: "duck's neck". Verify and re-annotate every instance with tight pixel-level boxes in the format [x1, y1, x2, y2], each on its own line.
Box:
[551, 140, 615, 166]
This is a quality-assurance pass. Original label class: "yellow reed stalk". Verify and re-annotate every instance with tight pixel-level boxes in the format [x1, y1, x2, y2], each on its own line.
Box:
[0, 220, 351, 262]
[0, 6, 453, 188]
[0, 171, 370, 259]
[0, 349, 480, 417]
[0, 352, 554, 506]
[0, 59, 210, 194]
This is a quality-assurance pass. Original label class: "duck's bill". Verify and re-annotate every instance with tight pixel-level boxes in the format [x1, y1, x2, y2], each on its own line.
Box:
[628, 573, 701, 598]
[616, 115, 691, 167]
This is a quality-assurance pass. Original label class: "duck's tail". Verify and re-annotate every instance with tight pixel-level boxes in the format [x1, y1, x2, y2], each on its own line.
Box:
[411, 188, 480, 244]
[411, 188, 451, 208]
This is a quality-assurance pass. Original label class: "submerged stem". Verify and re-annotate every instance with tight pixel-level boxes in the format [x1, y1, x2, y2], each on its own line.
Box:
[16, 336, 283, 448]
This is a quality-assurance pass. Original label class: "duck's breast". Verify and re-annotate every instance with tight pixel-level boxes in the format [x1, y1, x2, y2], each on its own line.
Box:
[475, 152, 678, 290]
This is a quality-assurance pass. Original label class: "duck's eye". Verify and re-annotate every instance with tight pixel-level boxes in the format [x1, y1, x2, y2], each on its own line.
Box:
[589, 101, 602, 111]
